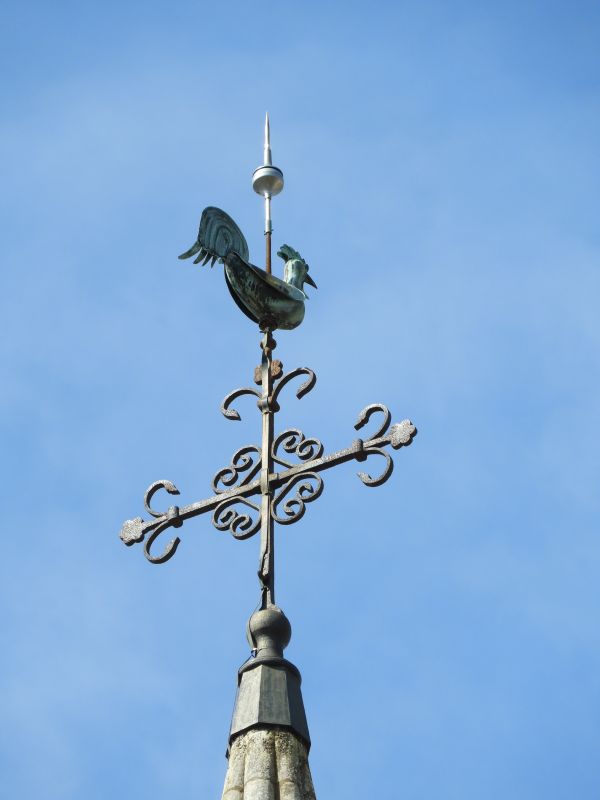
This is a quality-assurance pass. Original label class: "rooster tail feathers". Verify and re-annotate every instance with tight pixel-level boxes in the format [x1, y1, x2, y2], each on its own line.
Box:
[178, 241, 202, 260]
[178, 206, 250, 266]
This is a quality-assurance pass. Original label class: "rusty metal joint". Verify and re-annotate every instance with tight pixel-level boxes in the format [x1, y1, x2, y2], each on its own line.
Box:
[352, 438, 367, 461]
[166, 505, 182, 528]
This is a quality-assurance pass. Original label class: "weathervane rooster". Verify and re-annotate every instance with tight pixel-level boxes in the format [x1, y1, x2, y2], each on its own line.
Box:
[178, 115, 316, 331]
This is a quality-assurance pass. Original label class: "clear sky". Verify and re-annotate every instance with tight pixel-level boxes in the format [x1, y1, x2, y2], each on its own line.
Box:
[1, 1, 599, 797]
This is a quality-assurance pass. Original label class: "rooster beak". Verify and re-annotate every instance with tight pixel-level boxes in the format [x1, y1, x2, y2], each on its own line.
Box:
[304, 273, 317, 289]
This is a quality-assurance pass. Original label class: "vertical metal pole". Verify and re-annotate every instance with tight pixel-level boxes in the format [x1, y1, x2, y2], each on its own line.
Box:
[258, 330, 275, 607]
[265, 231, 272, 274]
[265, 194, 272, 274]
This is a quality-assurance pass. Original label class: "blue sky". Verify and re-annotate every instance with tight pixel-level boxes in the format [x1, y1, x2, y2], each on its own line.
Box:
[1, 1, 599, 797]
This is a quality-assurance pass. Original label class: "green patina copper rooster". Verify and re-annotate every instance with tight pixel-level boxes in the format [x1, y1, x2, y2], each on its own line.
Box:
[179, 207, 316, 331]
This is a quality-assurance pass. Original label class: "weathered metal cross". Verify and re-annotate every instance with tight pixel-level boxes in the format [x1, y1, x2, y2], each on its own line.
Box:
[119, 330, 417, 608]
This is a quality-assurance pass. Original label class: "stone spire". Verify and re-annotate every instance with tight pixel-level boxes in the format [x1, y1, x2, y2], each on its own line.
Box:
[220, 606, 316, 800]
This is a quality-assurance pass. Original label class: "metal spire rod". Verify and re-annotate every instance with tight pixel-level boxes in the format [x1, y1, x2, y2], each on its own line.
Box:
[258, 330, 276, 607]
[263, 112, 273, 167]
[264, 115, 272, 275]
[252, 113, 284, 275]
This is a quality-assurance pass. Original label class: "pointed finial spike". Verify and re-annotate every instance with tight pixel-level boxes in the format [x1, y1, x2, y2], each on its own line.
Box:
[253, 112, 284, 217]
[264, 112, 272, 166]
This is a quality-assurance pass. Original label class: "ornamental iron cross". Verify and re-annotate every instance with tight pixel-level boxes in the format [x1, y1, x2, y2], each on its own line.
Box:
[119, 330, 417, 608]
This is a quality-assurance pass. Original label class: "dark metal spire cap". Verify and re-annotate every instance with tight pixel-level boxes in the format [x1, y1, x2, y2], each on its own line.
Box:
[228, 606, 311, 752]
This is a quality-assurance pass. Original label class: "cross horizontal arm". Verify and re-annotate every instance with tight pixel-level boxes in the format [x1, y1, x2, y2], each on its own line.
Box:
[119, 476, 263, 547]
[269, 421, 415, 485]
[118, 416, 416, 564]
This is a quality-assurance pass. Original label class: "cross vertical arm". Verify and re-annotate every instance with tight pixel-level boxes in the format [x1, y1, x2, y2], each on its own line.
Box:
[258, 330, 276, 608]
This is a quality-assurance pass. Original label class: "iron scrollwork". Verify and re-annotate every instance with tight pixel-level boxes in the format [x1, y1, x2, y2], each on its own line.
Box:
[352, 404, 394, 487]
[143, 519, 182, 564]
[347, 405, 417, 488]
[118, 479, 183, 564]
[221, 386, 261, 421]
[354, 403, 392, 440]
[272, 472, 324, 525]
[119, 351, 417, 568]
[212, 445, 261, 493]
[272, 428, 324, 468]
[270, 367, 316, 410]
[141, 480, 182, 563]
[213, 496, 261, 540]
[144, 479, 180, 517]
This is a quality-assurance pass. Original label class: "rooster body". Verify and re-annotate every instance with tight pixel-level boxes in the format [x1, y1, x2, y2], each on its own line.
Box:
[179, 207, 316, 331]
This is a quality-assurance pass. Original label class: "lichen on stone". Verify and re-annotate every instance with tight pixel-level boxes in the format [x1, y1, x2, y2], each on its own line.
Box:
[221, 727, 316, 800]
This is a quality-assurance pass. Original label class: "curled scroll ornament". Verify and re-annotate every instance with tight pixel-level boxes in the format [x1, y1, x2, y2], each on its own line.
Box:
[213, 496, 261, 540]
[137, 480, 182, 563]
[272, 428, 324, 468]
[220, 386, 261, 421]
[354, 403, 391, 440]
[352, 405, 394, 488]
[144, 479, 180, 517]
[354, 448, 394, 488]
[270, 367, 317, 410]
[271, 472, 324, 525]
[143, 520, 182, 565]
[212, 445, 261, 493]
[119, 481, 182, 563]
